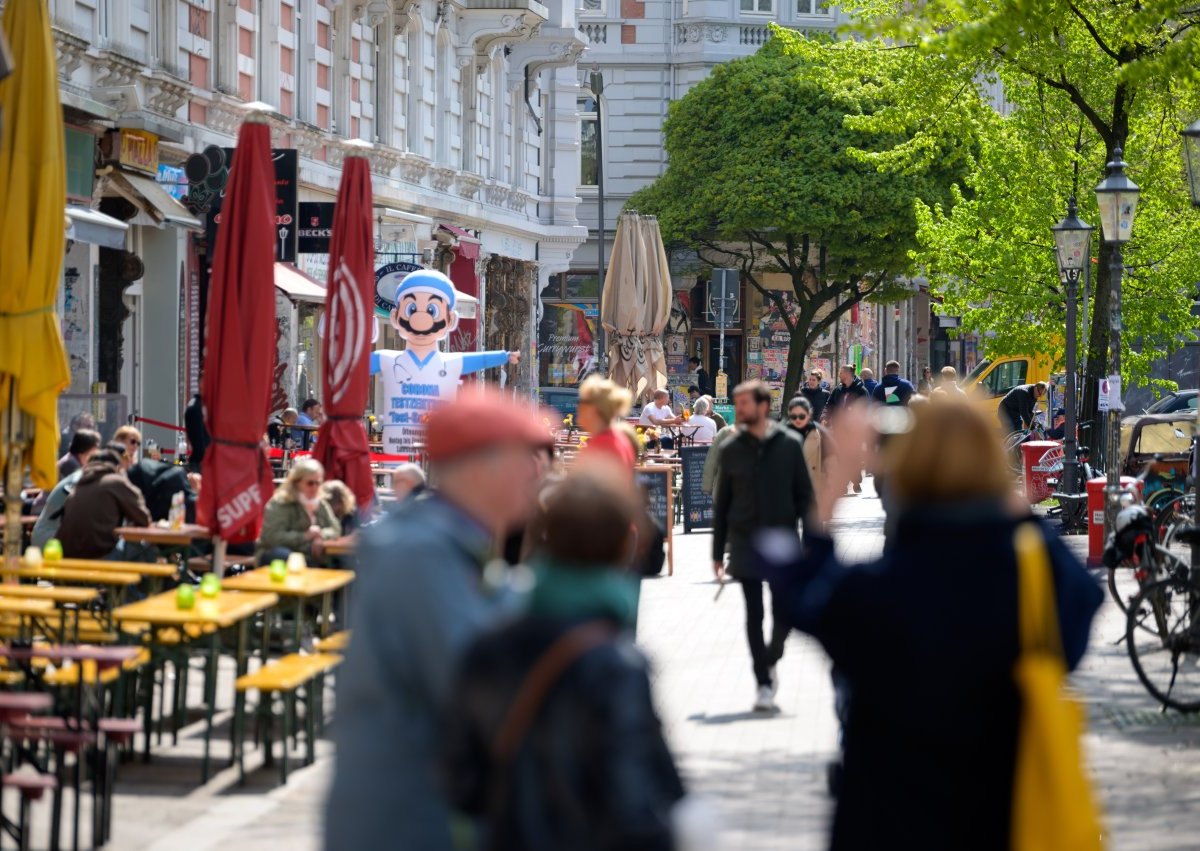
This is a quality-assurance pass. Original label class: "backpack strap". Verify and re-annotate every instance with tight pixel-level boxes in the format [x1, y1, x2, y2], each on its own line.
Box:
[491, 619, 618, 763]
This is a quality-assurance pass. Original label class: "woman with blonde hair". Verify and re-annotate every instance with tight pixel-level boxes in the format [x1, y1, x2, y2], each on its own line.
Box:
[754, 398, 1103, 851]
[576, 375, 637, 469]
[257, 457, 341, 565]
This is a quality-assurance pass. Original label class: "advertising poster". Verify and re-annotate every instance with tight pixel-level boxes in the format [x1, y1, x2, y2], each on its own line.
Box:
[538, 303, 599, 387]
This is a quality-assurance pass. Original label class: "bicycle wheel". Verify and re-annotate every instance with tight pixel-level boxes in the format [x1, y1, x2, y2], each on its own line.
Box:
[1126, 577, 1200, 712]
[1159, 494, 1196, 548]
[1003, 431, 1026, 476]
[1109, 544, 1189, 633]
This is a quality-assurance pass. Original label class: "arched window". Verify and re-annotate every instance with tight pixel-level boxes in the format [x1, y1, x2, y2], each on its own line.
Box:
[579, 95, 598, 187]
[491, 55, 507, 181]
[435, 29, 452, 164]
[406, 19, 425, 155]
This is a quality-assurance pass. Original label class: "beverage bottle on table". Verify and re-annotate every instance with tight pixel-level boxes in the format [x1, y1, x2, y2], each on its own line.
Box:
[176, 434, 188, 466]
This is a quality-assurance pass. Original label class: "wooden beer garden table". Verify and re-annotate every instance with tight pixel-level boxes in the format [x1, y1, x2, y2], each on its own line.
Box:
[115, 524, 211, 550]
[223, 568, 354, 652]
[111, 590, 278, 782]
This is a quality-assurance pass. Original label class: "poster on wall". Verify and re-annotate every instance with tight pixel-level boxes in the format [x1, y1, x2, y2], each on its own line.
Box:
[538, 303, 599, 387]
[757, 292, 799, 390]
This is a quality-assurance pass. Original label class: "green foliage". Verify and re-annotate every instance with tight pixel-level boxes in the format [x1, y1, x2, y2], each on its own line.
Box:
[629, 34, 977, 402]
[842, 0, 1200, 407]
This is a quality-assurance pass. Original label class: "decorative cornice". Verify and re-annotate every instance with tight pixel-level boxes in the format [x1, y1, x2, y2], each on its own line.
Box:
[370, 145, 405, 176]
[431, 165, 457, 192]
[144, 69, 190, 118]
[484, 180, 509, 206]
[456, 172, 484, 200]
[397, 151, 432, 184]
[505, 26, 587, 89]
[53, 28, 89, 81]
[92, 49, 143, 88]
[456, 5, 547, 75]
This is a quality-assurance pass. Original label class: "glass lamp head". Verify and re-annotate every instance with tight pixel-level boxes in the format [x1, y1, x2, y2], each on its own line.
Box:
[1094, 147, 1140, 244]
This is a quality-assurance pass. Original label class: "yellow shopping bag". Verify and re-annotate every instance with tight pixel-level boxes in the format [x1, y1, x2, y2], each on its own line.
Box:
[1011, 523, 1104, 851]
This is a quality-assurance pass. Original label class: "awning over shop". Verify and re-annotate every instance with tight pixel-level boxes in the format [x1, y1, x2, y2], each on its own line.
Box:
[438, 223, 480, 260]
[274, 262, 326, 304]
[65, 204, 128, 249]
[103, 169, 203, 231]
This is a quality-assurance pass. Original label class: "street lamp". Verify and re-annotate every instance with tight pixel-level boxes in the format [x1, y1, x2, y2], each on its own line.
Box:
[1183, 119, 1200, 209]
[590, 67, 607, 370]
[1094, 146, 1139, 539]
[1051, 196, 1092, 496]
[1182, 120, 1200, 570]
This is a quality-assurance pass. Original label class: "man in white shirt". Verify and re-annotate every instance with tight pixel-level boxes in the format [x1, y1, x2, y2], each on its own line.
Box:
[639, 389, 681, 450]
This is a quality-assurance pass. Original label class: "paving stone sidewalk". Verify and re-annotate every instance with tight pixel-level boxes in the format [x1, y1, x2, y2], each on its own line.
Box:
[70, 479, 1200, 848]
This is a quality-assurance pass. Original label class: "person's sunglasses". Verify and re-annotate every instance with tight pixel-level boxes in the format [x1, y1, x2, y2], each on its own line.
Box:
[790, 413, 809, 421]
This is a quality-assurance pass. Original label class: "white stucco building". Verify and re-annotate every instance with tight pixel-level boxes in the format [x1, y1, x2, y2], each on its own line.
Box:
[32, 0, 589, 448]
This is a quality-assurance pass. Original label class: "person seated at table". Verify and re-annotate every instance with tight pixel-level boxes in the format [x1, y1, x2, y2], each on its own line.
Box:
[112, 425, 144, 465]
[59, 411, 96, 457]
[128, 450, 197, 524]
[295, 398, 323, 449]
[57, 447, 153, 560]
[700, 395, 728, 431]
[33, 447, 123, 548]
[257, 458, 341, 566]
[639, 389, 681, 449]
[322, 480, 359, 536]
[390, 463, 427, 502]
[687, 397, 719, 445]
[577, 375, 637, 470]
[267, 408, 299, 449]
[57, 428, 101, 480]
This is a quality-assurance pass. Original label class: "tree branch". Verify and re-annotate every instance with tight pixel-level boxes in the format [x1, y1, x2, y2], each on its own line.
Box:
[1067, 2, 1120, 62]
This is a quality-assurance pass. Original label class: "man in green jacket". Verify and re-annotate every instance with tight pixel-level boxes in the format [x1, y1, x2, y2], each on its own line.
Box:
[712, 380, 815, 713]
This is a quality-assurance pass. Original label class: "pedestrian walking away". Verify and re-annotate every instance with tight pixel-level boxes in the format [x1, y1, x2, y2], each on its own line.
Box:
[998, 381, 1047, 434]
[870, 360, 917, 407]
[324, 391, 552, 851]
[712, 380, 815, 713]
[752, 398, 1103, 851]
[444, 463, 686, 851]
[859, 368, 879, 397]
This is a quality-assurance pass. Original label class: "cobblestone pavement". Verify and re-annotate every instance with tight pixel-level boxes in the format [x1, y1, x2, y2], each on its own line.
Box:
[49, 478, 1200, 849]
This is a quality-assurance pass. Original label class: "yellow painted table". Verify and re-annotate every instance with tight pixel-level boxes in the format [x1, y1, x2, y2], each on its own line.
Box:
[224, 568, 355, 651]
[112, 590, 278, 782]
[0, 587, 97, 643]
[0, 596, 56, 645]
[2, 566, 141, 588]
[114, 525, 211, 549]
[24, 558, 176, 579]
[322, 539, 356, 559]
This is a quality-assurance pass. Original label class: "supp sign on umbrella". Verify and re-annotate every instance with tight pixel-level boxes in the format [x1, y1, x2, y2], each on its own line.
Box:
[0, 0, 71, 571]
[315, 153, 376, 511]
[197, 113, 277, 561]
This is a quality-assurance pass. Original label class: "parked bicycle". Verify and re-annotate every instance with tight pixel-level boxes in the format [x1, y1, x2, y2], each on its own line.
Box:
[1002, 410, 1047, 476]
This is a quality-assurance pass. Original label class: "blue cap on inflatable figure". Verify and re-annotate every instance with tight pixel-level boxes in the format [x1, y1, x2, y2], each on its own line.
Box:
[394, 268, 457, 311]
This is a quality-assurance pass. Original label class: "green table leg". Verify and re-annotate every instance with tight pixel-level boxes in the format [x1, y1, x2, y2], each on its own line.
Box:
[231, 619, 249, 768]
[201, 631, 218, 784]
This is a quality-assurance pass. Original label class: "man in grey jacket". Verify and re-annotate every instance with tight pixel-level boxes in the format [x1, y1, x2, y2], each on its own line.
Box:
[324, 393, 552, 851]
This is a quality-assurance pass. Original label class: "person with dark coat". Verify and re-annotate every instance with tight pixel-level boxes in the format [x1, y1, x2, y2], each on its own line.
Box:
[128, 457, 197, 523]
[689, 356, 712, 396]
[444, 464, 685, 851]
[871, 360, 917, 407]
[712, 380, 815, 713]
[57, 428, 101, 480]
[799, 370, 831, 422]
[57, 453, 152, 559]
[184, 393, 210, 472]
[827, 364, 869, 417]
[753, 399, 1103, 851]
[998, 381, 1047, 433]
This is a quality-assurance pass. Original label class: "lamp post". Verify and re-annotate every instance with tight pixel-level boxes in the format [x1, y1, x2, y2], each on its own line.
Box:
[590, 68, 606, 370]
[1051, 197, 1093, 496]
[1094, 147, 1140, 539]
[1182, 120, 1200, 569]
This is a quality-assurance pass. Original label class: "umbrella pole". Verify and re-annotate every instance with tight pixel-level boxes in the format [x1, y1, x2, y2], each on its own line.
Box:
[213, 536, 227, 579]
[3, 381, 28, 576]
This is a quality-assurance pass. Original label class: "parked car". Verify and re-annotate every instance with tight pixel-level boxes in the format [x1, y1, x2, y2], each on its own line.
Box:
[1144, 390, 1198, 415]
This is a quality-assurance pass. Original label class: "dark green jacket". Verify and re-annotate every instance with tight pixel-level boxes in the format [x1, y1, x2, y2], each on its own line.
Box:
[256, 497, 340, 563]
[712, 422, 814, 575]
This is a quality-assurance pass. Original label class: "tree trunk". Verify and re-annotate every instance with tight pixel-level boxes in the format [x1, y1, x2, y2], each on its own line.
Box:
[782, 324, 811, 413]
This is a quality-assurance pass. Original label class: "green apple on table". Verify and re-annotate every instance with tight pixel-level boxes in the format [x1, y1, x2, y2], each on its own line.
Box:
[175, 583, 196, 610]
[43, 539, 63, 562]
[269, 559, 288, 583]
[199, 573, 221, 598]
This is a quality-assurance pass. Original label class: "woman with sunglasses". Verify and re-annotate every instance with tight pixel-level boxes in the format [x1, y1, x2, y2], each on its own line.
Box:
[257, 458, 342, 566]
[786, 397, 834, 490]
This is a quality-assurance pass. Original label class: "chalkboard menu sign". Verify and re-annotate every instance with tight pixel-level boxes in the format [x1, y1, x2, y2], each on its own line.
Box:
[635, 466, 674, 576]
[679, 446, 713, 532]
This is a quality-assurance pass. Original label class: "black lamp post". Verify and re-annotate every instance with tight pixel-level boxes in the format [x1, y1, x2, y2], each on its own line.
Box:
[590, 67, 607, 370]
[1182, 120, 1200, 568]
[1183, 119, 1200, 208]
[1094, 147, 1140, 538]
[1051, 197, 1092, 495]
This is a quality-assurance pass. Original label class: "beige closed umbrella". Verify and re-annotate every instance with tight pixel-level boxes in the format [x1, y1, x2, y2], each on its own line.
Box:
[601, 213, 673, 403]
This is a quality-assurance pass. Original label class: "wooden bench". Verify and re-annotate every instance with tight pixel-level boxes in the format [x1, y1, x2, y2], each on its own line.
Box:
[233, 653, 342, 784]
[313, 630, 350, 653]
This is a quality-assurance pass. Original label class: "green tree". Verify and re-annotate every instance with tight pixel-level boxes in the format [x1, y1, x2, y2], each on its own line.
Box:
[853, 0, 1200, 444]
[628, 38, 978, 405]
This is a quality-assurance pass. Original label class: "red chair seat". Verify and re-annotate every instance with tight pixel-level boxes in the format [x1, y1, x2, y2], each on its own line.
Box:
[98, 718, 140, 743]
[3, 772, 57, 801]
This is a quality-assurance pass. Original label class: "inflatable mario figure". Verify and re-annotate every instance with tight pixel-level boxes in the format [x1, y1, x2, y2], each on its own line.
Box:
[369, 269, 519, 452]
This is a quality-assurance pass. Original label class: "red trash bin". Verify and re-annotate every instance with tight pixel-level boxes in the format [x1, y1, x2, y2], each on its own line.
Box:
[1021, 441, 1062, 505]
[1087, 476, 1141, 566]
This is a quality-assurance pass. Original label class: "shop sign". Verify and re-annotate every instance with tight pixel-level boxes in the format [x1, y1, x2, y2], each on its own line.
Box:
[207, 148, 299, 262]
[374, 261, 425, 317]
[102, 128, 160, 175]
[298, 202, 336, 254]
[481, 230, 536, 262]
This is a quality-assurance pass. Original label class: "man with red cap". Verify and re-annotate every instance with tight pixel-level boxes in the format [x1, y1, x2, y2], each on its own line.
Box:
[325, 390, 552, 851]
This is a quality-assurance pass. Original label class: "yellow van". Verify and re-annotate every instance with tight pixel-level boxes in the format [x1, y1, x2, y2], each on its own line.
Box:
[962, 352, 1057, 419]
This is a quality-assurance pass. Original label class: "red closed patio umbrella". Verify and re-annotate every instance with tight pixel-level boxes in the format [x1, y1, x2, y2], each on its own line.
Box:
[196, 114, 276, 565]
[315, 153, 375, 510]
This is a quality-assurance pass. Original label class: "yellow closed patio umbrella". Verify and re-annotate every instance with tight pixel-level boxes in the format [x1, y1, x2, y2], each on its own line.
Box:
[0, 0, 70, 570]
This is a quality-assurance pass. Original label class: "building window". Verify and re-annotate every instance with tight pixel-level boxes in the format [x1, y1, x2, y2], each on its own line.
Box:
[579, 95, 598, 187]
[796, 0, 830, 12]
[741, 0, 774, 12]
[580, 0, 605, 15]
